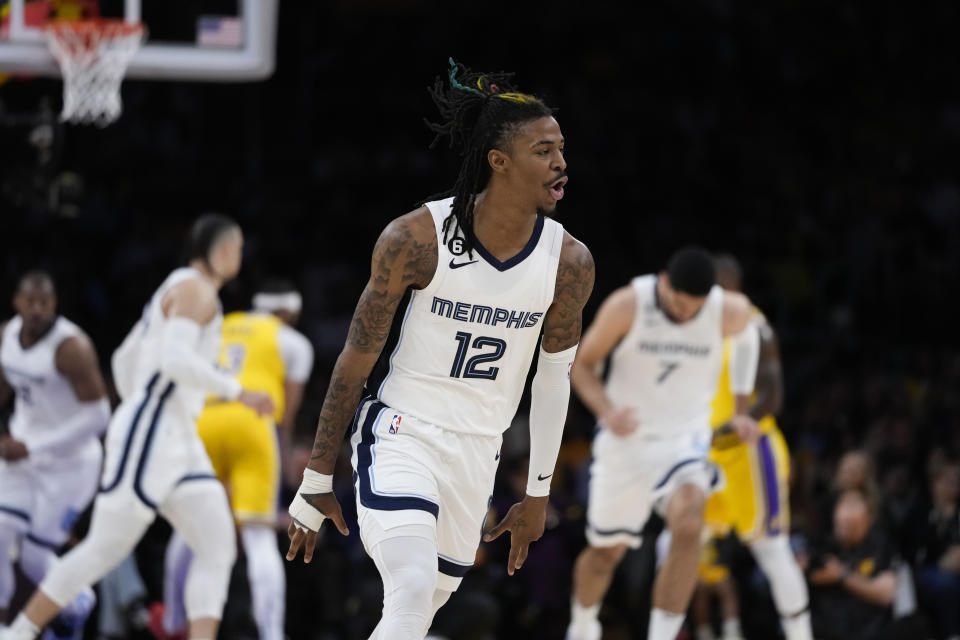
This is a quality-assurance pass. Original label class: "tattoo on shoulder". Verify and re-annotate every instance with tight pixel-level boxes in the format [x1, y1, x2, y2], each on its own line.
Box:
[346, 212, 437, 353]
[542, 235, 595, 353]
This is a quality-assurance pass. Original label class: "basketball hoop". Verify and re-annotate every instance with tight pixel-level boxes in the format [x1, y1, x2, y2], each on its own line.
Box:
[44, 19, 144, 126]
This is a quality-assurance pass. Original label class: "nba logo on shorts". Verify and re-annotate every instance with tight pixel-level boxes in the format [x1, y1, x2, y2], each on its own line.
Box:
[389, 414, 401, 434]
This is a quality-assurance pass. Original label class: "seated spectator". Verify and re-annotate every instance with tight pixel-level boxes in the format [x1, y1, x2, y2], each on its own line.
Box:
[807, 487, 899, 640]
[911, 458, 960, 640]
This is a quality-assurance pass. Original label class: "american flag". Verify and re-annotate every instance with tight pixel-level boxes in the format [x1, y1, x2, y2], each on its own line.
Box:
[197, 15, 243, 48]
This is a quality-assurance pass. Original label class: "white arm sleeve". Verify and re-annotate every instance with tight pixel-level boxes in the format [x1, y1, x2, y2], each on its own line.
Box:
[729, 321, 760, 396]
[160, 317, 242, 400]
[111, 319, 143, 401]
[26, 398, 110, 454]
[526, 343, 578, 497]
[278, 325, 314, 383]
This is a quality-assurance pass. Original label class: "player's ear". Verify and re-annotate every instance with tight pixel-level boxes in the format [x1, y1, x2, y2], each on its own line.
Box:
[487, 148, 510, 174]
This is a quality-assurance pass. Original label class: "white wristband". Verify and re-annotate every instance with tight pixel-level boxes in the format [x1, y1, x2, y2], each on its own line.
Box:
[287, 468, 333, 532]
[300, 467, 333, 493]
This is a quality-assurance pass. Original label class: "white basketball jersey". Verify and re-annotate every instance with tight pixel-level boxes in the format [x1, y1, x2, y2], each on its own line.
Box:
[369, 197, 564, 438]
[117, 267, 224, 418]
[604, 275, 725, 439]
[1, 315, 87, 451]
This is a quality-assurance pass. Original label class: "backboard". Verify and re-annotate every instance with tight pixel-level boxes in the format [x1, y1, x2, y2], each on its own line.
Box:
[0, 0, 278, 81]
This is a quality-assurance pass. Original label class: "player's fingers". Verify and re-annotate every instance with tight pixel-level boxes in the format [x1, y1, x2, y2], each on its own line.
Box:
[514, 542, 529, 571]
[285, 526, 304, 561]
[483, 515, 510, 542]
[329, 507, 350, 536]
[302, 530, 319, 564]
[507, 541, 521, 576]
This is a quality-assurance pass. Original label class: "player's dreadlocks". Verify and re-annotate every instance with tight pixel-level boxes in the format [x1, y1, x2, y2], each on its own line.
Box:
[424, 58, 554, 257]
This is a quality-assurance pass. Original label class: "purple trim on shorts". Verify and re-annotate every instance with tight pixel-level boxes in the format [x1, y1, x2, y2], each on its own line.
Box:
[758, 434, 781, 535]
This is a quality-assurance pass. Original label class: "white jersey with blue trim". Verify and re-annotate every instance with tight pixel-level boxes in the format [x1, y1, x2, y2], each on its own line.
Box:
[604, 274, 725, 440]
[368, 197, 564, 438]
[1, 315, 85, 453]
[116, 267, 223, 418]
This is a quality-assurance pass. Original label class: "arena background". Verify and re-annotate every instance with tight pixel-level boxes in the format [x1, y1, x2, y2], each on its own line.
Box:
[2, 1, 959, 639]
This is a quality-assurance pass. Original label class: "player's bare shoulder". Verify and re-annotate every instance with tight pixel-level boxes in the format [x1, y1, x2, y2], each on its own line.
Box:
[543, 231, 595, 352]
[721, 289, 753, 335]
[371, 205, 438, 291]
[162, 274, 219, 323]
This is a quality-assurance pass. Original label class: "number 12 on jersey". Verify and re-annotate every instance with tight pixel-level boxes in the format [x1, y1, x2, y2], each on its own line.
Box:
[450, 331, 506, 380]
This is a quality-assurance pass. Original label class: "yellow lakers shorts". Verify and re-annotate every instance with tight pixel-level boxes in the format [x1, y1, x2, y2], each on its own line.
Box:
[197, 402, 280, 524]
[704, 428, 791, 543]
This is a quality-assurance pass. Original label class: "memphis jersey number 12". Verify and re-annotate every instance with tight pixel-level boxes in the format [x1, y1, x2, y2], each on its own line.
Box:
[366, 197, 564, 438]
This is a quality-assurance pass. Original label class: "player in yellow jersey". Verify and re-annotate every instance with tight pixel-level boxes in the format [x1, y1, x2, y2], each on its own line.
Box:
[693, 254, 812, 640]
[157, 280, 314, 640]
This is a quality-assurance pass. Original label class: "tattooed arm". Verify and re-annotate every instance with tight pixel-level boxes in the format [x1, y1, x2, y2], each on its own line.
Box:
[484, 231, 594, 575]
[307, 208, 437, 473]
[541, 231, 596, 354]
[286, 207, 437, 558]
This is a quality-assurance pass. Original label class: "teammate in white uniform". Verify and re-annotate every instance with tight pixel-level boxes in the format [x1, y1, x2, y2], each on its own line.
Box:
[159, 280, 314, 640]
[565, 248, 761, 640]
[1, 215, 274, 640]
[284, 61, 594, 640]
[0, 272, 110, 637]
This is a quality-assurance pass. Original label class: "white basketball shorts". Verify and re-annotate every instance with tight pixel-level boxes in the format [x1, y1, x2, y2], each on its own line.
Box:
[97, 372, 217, 521]
[0, 438, 102, 548]
[349, 396, 501, 592]
[585, 427, 720, 549]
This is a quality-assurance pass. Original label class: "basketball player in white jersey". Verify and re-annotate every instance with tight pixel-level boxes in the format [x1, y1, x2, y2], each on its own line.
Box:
[0, 272, 110, 637]
[159, 279, 314, 640]
[284, 61, 593, 639]
[565, 247, 761, 640]
[1, 215, 274, 640]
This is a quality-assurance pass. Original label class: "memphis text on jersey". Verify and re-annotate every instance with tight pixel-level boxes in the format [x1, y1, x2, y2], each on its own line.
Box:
[430, 296, 544, 329]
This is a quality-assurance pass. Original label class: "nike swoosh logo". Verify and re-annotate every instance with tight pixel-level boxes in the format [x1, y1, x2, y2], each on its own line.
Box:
[449, 259, 478, 269]
[537, 473, 553, 481]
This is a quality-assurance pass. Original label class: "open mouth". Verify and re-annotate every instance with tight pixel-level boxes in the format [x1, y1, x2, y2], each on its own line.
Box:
[548, 176, 568, 200]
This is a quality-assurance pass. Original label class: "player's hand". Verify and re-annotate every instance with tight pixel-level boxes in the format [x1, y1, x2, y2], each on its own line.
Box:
[600, 406, 639, 436]
[286, 491, 349, 563]
[238, 390, 275, 417]
[483, 494, 548, 576]
[730, 414, 760, 444]
[809, 556, 846, 585]
[0, 435, 28, 461]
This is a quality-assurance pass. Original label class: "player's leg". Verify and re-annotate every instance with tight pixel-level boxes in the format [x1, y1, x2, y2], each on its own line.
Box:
[351, 400, 446, 640]
[745, 431, 811, 640]
[568, 543, 628, 640]
[158, 479, 236, 640]
[0, 462, 34, 627]
[226, 410, 285, 640]
[4, 496, 154, 639]
[239, 525, 285, 640]
[0, 510, 27, 628]
[649, 481, 707, 640]
[365, 522, 439, 640]
[159, 531, 192, 638]
[567, 430, 646, 640]
[748, 535, 811, 640]
[22, 446, 102, 638]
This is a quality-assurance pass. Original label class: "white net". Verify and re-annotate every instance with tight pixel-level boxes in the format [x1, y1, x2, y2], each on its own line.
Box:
[45, 20, 145, 127]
